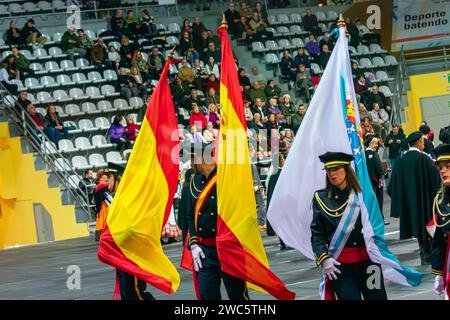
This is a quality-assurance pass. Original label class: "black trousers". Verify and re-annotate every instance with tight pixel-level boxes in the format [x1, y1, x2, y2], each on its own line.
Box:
[117, 270, 155, 300]
[330, 260, 388, 300]
[196, 245, 249, 300]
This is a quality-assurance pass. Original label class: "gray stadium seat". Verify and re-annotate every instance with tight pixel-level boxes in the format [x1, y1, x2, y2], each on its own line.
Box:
[376, 70, 393, 82]
[81, 102, 100, 114]
[36, 91, 56, 103]
[97, 100, 114, 112]
[42, 141, 57, 154]
[379, 85, 393, 97]
[277, 14, 289, 24]
[60, 59, 78, 71]
[86, 86, 104, 99]
[72, 73, 90, 84]
[69, 88, 88, 100]
[54, 158, 72, 171]
[49, 47, 66, 58]
[92, 135, 113, 149]
[88, 71, 105, 83]
[372, 56, 386, 67]
[113, 99, 129, 110]
[75, 137, 96, 151]
[40, 76, 58, 88]
[65, 104, 84, 116]
[290, 13, 301, 23]
[68, 174, 82, 188]
[53, 90, 72, 102]
[57, 74, 75, 86]
[45, 61, 63, 73]
[265, 53, 280, 64]
[58, 139, 78, 153]
[103, 69, 118, 81]
[129, 97, 144, 109]
[94, 117, 111, 130]
[33, 48, 50, 59]
[78, 119, 97, 132]
[64, 121, 82, 134]
[72, 156, 92, 170]
[101, 85, 120, 97]
[316, 11, 327, 21]
[106, 151, 126, 165]
[385, 55, 399, 65]
[89, 153, 108, 168]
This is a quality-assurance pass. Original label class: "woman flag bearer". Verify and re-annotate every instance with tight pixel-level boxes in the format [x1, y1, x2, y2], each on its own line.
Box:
[429, 144, 450, 299]
[311, 151, 388, 300]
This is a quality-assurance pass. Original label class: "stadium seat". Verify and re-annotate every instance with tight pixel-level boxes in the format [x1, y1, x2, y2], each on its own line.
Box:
[89, 153, 108, 168]
[316, 11, 327, 21]
[113, 99, 129, 110]
[94, 117, 111, 130]
[327, 11, 338, 21]
[10, 79, 26, 91]
[103, 69, 118, 81]
[318, 23, 328, 33]
[278, 14, 289, 24]
[166, 36, 180, 46]
[33, 48, 50, 59]
[49, 46, 66, 58]
[385, 55, 399, 65]
[265, 53, 280, 64]
[97, 100, 114, 112]
[20, 49, 33, 60]
[58, 139, 78, 153]
[40, 76, 58, 88]
[84, 30, 96, 40]
[129, 97, 144, 109]
[53, 0, 67, 11]
[106, 151, 127, 165]
[52, 32, 63, 43]
[60, 59, 78, 71]
[290, 25, 305, 36]
[101, 85, 120, 97]
[53, 90, 72, 102]
[9, 3, 26, 14]
[291, 38, 305, 48]
[357, 45, 370, 55]
[310, 63, 323, 74]
[252, 41, 266, 53]
[29, 63, 44, 72]
[278, 39, 292, 50]
[267, 15, 278, 25]
[265, 40, 280, 51]
[37, 1, 52, 12]
[69, 88, 87, 100]
[68, 174, 82, 189]
[42, 141, 58, 154]
[45, 61, 63, 73]
[36, 91, 56, 103]
[54, 158, 72, 171]
[376, 70, 393, 82]
[75, 136, 96, 151]
[71, 156, 92, 170]
[348, 46, 358, 55]
[76, 58, 93, 69]
[36, 107, 46, 116]
[65, 104, 84, 116]
[372, 56, 386, 67]
[86, 86, 104, 99]
[277, 26, 291, 36]
[81, 102, 100, 114]
[64, 120, 82, 134]
[78, 119, 97, 132]
[92, 135, 113, 149]
[56, 74, 75, 86]
[168, 22, 181, 34]
[359, 58, 373, 68]
[370, 44, 387, 54]
[290, 13, 301, 23]
[88, 71, 105, 83]
[379, 85, 394, 97]
[72, 73, 90, 84]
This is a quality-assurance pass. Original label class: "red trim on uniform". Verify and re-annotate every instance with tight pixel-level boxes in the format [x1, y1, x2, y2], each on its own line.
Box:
[198, 237, 216, 247]
[337, 247, 370, 264]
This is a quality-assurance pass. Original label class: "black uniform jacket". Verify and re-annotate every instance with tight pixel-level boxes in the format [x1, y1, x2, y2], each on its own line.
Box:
[310, 187, 365, 266]
[432, 189, 450, 276]
[187, 167, 218, 248]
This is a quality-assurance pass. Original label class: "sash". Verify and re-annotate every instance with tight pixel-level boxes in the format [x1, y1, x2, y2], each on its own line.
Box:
[194, 174, 217, 231]
[444, 238, 450, 300]
[319, 191, 360, 300]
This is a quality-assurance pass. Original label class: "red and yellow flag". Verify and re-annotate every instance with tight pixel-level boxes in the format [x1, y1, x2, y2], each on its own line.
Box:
[216, 26, 295, 300]
[98, 60, 180, 294]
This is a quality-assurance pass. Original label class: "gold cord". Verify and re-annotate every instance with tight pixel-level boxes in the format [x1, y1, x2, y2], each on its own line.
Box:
[189, 174, 201, 199]
[314, 192, 348, 217]
[433, 190, 450, 227]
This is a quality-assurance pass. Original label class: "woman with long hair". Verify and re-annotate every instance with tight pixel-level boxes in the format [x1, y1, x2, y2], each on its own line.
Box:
[311, 152, 387, 300]
[131, 50, 148, 78]
[6, 20, 24, 46]
[94, 170, 120, 241]
[45, 104, 69, 146]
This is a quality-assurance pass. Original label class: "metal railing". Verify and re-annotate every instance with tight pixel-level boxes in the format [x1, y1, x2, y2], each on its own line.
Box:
[0, 82, 93, 222]
[389, 46, 406, 126]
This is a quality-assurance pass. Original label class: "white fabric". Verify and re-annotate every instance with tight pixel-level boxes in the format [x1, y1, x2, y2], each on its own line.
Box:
[191, 244, 205, 272]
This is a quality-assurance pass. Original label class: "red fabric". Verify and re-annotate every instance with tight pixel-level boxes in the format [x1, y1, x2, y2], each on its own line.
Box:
[444, 237, 450, 299]
[98, 225, 174, 293]
[206, 80, 220, 92]
[337, 247, 370, 264]
[189, 112, 207, 129]
[198, 237, 216, 246]
[216, 216, 295, 300]
[125, 123, 140, 141]
[31, 114, 43, 127]
[112, 271, 121, 300]
[311, 75, 320, 86]
[180, 232, 201, 300]
[95, 182, 108, 192]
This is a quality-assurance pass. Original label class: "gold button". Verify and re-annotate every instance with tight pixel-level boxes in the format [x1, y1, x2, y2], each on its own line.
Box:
[211, 196, 215, 199]
[199, 227, 202, 231]
[443, 217, 446, 221]
[202, 180, 205, 183]
[198, 212, 201, 216]
[212, 228, 216, 232]
[335, 196, 338, 199]
[353, 242, 357, 246]
[211, 212, 214, 216]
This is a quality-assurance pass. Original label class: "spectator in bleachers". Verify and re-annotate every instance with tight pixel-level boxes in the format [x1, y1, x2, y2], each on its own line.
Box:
[118, 68, 140, 102]
[306, 34, 320, 57]
[119, 36, 137, 69]
[6, 21, 24, 47]
[179, 31, 200, 65]
[318, 44, 331, 69]
[78, 29, 94, 58]
[206, 74, 220, 92]
[369, 102, 390, 138]
[204, 42, 221, 65]
[266, 114, 281, 134]
[345, 17, 360, 48]
[203, 121, 218, 143]
[361, 116, 376, 140]
[20, 19, 46, 48]
[267, 97, 286, 126]
[108, 46, 121, 71]
[192, 17, 208, 49]
[125, 114, 140, 142]
[358, 102, 377, 129]
[239, 1, 253, 19]
[108, 114, 131, 152]
[251, 113, 266, 131]
[125, 10, 144, 37]
[130, 66, 145, 92]
[79, 169, 95, 203]
[249, 11, 271, 42]
[131, 50, 149, 78]
[249, 66, 266, 88]
[282, 128, 294, 145]
[366, 84, 391, 113]
[254, 2, 269, 24]
[265, 80, 282, 99]
[290, 104, 306, 133]
[147, 47, 165, 80]
[250, 82, 268, 103]
[236, 16, 254, 46]
[182, 19, 192, 37]
[295, 64, 314, 102]
[192, 59, 209, 89]
[319, 32, 334, 52]
[225, 2, 242, 37]
[45, 104, 69, 146]
[205, 57, 220, 80]
[186, 90, 204, 110]
[302, 8, 321, 37]
[238, 68, 252, 95]
[279, 94, 295, 123]
[0, 62, 18, 95]
[186, 124, 206, 143]
[244, 100, 254, 123]
[280, 51, 297, 82]
[189, 102, 207, 130]
[196, 31, 211, 59]
[207, 103, 221, 129]
[111, 9, 127, 39]
[26, 103, 50, 145]
[62, 27, 87, 61]
[170, 77, 190, 107]
[384, 124, 406, 168]
[178, 59, 195, 88]
[252, 98, 269, 121]
[294, 47, 311, 69]
[16, 91, 31, 112]
[140, 9, 157, 37]
[421, 121, 434, 142]
[207, 30, 221, 48]
[354, 74, 368, 96]
[205, 87, 219, 106]
[4, 55, 20, 81]
[351, 61, 364, 79]
[90, 38, 111, 72]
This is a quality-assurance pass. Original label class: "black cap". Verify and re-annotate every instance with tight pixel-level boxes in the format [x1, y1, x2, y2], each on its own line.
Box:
[107, 162, 126, 176]
[419, 124, 430, 135]
[434, 144, 450, 163]
[406, 131, 423, 145]
[318, 152, 354, 169]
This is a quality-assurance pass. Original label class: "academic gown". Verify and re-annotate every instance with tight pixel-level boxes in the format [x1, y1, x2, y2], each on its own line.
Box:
[387, 149, 440, 241]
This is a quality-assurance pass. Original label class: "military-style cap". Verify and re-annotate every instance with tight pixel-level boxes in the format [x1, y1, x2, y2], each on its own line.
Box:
[405, 131, 423, 145]
[107, 162, 126, 176]
[434, 144, 450, 163]
[318, 152, 354, 169]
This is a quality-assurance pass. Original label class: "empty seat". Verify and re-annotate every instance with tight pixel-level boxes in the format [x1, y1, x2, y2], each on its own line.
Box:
[277, 14, 289, 24]
[265, 53, 280, 64]
[54, 158, 72, 171]
[88, 71, 105, 83]
[33, 48, 50, 59]
[290, 25, 304, 35]
[71, 156, 92, 170]
[97, 100, 114, 111]
[81, 102, 100, 114]
[92, 135, 113, 149]
[101, 84, 119, 97]
[36, 91, 56, 103]
[48, 46, 66, 57]
[78, 119, 97, 132]
[385, 55, 399, 65]
[29, 63, 44, 72]
[53, 0, 67, 10]
[75, 136, 96, 151]
[278, 39, 292, 49]
[370, 43, 386, 53]
[372, 56, 386, 67]
[265, 40, 280, 51]
[106, 151, 126, 165]
[86, 86, 104, 98]
[359, 58, 373, 68]
[53, 90, 72, 101]
[89, 153, 107, 168]
[291, 38, 305, 48]
[68, 174, 81, 188]
[327, 10, 338, 21]
[40, 76, 58, 87]
[69, 88, 87, 100]
[94, 117, 110, 129]
[24, 2, 40, 13]
[45, 61, 62, 72]
[267, 15, 278, 25]
[10, 79, 26, 91]
[84, 30, 96, 39]
[310, 63, 322, 74]
[379, 85, 393, 97]
[376, 70, 393, 82]
[75, 58, 92, 69]
[357, 45, 370, 55]
[53, 32, 63, 43]
[42, 141, 57, 154]
[290, 13, 302, 23]
[57, 74, 75, 86]
[252, 41, 265, 53]
[348, 46, 358, 55]
[276, 26, 290, 35]
[129, 97, 144, 109]
[318, 23, 328, 33]
[65, 104, 83, 116]
[315, 11, 327, 21]
[72, 73, 90, 84]
[9, 3, 25, 14]
[113, 99, 129, 110]
[38, 1, 52, 11]
[167, 22, 181, 33]
[166, 36, 180, 46]
[103, 69, 118, 81]
[60, 59, 77, 70]
[58, 139, 78, 152]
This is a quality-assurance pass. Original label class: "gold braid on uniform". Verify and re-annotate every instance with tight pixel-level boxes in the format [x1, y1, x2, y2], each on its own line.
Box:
[433, 189, 450, 227]
[189, 174, 201, 199]
[314, 192, 348, 217]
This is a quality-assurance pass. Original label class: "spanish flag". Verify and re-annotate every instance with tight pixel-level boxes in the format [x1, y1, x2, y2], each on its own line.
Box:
[216, 25, 295, 300]
[98, 59, 180, 294]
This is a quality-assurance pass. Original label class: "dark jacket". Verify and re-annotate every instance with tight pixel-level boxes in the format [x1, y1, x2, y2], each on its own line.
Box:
[20, 25, 42, 39]
[280, 57, 296, 76]
[111, 16, 126, 33]
[431, 188, 450, 277]
[384, 131, 406, 160]
[45, 112, 64, 128]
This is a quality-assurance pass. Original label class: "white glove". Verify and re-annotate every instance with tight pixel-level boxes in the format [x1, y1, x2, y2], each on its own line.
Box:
[191, 244, 205, 272]
[433, 275, 444, 296]
[322, 258, 341, 280]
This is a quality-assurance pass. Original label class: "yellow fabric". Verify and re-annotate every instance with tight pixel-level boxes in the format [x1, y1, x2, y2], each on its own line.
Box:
[218, 84, 270, 293]
[437, 155, 450, 162]
[195, 175, 217, 230]
[106, 117, 180, 292]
